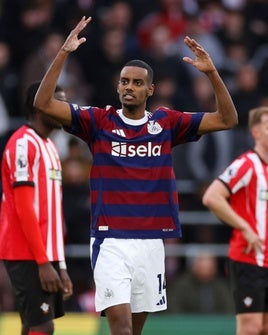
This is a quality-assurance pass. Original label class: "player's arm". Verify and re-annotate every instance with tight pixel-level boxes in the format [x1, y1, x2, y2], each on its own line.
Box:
[34, 16, 92, 127]
[202, 179, 264, 254]
[182, 36, 238, 134]
[14, 185, 63, 292]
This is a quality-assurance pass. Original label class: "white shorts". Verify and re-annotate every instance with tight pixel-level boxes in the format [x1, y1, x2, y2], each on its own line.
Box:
[90, 238, 167, 313]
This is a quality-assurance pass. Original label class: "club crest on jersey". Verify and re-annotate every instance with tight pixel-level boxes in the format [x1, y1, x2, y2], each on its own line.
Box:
[104, 288, 114, 298]
[243, 296, 253, 307]
[40, 302, 50, 314]
[147, 121, 162, 135]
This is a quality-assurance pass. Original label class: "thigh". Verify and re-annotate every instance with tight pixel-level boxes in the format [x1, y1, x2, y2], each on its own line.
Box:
[4, 260, 64, 327]
[105, 303, 132, 335]
[105, 304, 148, 335]
[236, 313, 263, 335]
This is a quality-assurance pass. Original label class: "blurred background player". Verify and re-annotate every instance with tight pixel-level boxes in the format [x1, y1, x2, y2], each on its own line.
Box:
[0, 82, 73, 335]
[203, 106, 268, 335]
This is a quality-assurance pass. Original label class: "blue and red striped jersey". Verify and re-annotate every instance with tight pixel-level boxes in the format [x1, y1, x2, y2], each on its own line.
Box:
[65, 105, 204, 239]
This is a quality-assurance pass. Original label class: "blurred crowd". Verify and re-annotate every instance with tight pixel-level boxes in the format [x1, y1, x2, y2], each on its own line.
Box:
[0, 0, 268, 313]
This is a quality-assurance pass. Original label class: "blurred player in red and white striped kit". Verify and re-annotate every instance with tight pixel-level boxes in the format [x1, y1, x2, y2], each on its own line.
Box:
[0, 82, 73, 335]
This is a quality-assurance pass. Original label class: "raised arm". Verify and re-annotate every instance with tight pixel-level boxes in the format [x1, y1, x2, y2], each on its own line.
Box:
[183, 36, 238, 134]
[34, 16, 92, 126]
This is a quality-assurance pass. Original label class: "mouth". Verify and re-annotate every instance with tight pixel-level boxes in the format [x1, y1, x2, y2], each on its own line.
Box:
[123, 93, 135, 100]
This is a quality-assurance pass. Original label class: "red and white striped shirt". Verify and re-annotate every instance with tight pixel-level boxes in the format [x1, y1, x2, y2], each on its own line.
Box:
[219, 150, 268, 267]
[0, 125, 65, 261]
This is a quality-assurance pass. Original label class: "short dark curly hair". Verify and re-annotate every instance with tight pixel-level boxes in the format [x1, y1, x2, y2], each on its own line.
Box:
[123, 59, 154, 84]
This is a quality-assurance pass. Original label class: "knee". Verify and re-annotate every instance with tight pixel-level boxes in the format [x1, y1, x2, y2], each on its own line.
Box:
[120, 326, 132, 335]
[108, 321, 132, 335]
[111, 324, 132, 335]
[237, 321, 262, 335]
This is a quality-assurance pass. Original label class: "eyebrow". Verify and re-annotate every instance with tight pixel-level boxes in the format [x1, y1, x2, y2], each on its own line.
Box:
[121, 76, 144, 80]
[120, 77, 145, 82]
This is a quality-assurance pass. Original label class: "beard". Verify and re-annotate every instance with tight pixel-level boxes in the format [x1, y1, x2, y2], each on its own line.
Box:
[122, 101, 138, 112]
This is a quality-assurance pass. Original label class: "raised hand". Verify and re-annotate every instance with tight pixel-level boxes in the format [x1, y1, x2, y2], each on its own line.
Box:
[182, 36, 216, 74]
[62, 16, 92, 53]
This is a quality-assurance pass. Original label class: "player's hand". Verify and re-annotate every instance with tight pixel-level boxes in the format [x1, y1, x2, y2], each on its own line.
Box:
[62, 16, 92, 53]
[60, 269, 73, 300]
[38, 262, 64, 293]
[241, 225, 264, 255]
[182, 36, 216, 74]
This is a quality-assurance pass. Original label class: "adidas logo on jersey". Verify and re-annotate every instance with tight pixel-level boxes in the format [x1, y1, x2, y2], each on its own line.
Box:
[112, 129, 126, 137]
[111, 142, 162, 157]
[156, 296, 166, 306]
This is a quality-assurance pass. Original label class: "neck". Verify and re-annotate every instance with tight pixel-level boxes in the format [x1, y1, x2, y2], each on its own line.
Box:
[254, 145, 268, 164]
[28, 122, 50, 139]
[122, 105, 146, 120]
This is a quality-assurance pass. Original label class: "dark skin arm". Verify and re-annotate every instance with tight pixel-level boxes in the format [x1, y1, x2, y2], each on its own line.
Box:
[37, 265, 73, 298]
[38, 263, 63, 293]
[34, 17, 92, 126]
[14, 186, 64, 293]
[15, 186, 73, 296]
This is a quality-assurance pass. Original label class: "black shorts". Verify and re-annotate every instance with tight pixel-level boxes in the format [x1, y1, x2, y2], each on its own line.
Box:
[4, 260, 64, 327]
[229, 259, 268, 314]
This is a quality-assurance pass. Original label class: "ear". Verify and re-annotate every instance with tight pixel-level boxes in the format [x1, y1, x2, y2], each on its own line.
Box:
[147, 83, 154, 97]
[251, 125, 259, 140]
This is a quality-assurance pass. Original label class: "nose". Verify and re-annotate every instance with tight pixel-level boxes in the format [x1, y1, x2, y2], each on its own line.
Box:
[125, 81, 134, 91]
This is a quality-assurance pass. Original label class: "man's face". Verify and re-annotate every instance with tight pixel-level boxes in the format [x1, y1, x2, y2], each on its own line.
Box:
[117, 66, 154, 110]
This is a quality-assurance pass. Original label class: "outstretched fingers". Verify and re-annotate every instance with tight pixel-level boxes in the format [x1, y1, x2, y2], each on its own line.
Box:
[184, 36, 200, 49]
[182, 35, 216, 73]
[184, 36, 207, 56]
[74, 16, 92, 34]
[63, 16, 92, 52]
